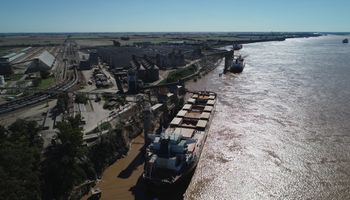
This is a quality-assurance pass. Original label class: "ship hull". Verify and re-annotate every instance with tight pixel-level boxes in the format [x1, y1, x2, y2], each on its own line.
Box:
[230, 65, 245, 73]
[144, 162, 197, 191]
[144, 92, 216, 189]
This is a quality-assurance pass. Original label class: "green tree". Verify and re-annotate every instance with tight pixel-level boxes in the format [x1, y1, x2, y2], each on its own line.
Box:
[75, 93, 88, 104]
[113, 40, 121, 47]
[8, 119, 42, 147]
[56, 92, 69, 114]
[88, 128, 127, 175]
[120, 36, 129, 41]
[0, 120, 42, 200]
[41, 114, 93, 200]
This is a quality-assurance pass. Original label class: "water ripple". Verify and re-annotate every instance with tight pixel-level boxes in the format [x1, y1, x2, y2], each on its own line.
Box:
[185, 35, 350, 200]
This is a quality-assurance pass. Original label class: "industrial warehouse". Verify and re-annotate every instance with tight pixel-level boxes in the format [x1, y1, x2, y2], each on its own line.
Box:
[25, 50, 56, 73]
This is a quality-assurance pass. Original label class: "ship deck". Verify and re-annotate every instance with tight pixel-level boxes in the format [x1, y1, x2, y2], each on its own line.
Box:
[144, 91, 217, 185]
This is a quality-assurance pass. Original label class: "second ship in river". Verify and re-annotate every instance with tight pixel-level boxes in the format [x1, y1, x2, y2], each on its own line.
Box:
[230, 55, 245, 73]
[143, 91, 216, 186]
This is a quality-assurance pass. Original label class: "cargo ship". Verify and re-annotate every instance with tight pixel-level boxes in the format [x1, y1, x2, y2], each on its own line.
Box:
[143, 91, 216, 186]
[233, 42, 243, 50]
[230, 55, 245, 73]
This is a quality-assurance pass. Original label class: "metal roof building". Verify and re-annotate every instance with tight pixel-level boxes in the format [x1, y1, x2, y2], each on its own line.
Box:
[0, 52, 26, 64]
[26, 51, 55, 73]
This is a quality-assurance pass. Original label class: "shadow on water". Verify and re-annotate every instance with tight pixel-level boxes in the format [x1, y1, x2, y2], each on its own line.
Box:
[98, 132, 194, 200]
[118, 145, 146, 179]
[117, 144, 194, 200]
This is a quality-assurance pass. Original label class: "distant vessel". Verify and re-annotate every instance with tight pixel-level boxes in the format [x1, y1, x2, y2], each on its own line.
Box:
[223, 50, 246, 74]
[343, 38, 348, 44]
[230, 55, 245, 73]
[143, 91, 216, 186]
[233, 42, 243, 50]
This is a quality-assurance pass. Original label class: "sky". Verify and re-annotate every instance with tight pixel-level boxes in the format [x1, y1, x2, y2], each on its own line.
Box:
[0, 0, 349, 33]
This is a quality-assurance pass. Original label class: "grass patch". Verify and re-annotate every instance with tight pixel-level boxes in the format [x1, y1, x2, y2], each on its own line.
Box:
[5, 74, 23, 81]
[0, 36, 65, 46]
[100, 122, 112, 130]
[37, 77, 56, 90]
[161, 65, 198, 84]
[91, 122, 112, 133]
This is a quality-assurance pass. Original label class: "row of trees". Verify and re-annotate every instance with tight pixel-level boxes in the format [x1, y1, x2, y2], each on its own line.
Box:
[0, 115, 128, 200]
[0, 120, 42, 200]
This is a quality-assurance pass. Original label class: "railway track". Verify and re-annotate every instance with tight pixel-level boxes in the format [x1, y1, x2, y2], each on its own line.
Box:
[0, 41, 79, 115]
[0, 68, 78, 115]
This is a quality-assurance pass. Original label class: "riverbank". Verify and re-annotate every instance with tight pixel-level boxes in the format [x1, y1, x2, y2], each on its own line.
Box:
[214, 32, 322, 46]
[160, 54, 224, 85]
[82, 135, 191, 200]
[82, 135, 145, 200]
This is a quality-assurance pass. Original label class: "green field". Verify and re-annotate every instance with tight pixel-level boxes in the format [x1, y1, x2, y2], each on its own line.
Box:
[0, 33, 288, 49]
[0, 36, 65, 47]
[6, 74, 23, 81]
[37, 77, 56, 90]
[75, 35, 174, 47]
[75, 34, 247, 46]
[161, 65, 198, 84]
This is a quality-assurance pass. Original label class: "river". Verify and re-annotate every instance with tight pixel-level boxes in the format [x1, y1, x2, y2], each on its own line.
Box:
[185, 35, 350, 200]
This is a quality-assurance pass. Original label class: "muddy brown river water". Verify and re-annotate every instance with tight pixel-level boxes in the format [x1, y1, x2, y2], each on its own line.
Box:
[185, 35, 350, 200]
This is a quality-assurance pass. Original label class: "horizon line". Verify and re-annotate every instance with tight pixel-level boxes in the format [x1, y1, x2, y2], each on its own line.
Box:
[1, 31, 350, 34]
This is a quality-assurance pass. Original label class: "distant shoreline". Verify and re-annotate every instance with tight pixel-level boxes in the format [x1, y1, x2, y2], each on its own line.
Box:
[0, 32, 323, 48]
[0, 31, 349, 35]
